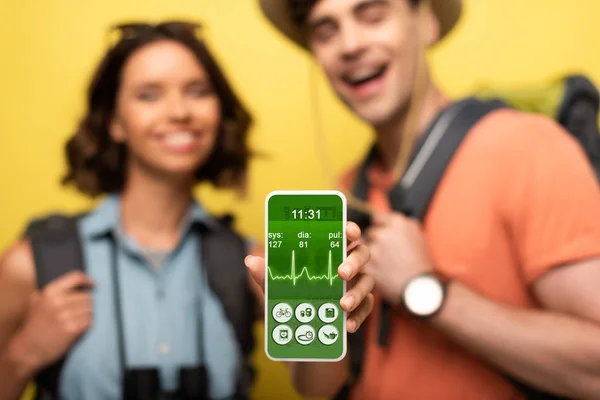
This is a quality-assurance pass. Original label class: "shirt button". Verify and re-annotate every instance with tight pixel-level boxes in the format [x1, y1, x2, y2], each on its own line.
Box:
[159, 343, 171, 355]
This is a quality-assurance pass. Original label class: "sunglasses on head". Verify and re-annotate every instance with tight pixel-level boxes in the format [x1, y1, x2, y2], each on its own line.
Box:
[107, 20, 203, 46]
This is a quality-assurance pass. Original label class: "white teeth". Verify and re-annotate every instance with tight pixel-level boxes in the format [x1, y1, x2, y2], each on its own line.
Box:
[348, 67, 381, 82]
[163, 132, 194, 146]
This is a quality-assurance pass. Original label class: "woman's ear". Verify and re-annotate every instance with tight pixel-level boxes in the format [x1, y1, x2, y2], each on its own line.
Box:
[110, 116, 126, 143]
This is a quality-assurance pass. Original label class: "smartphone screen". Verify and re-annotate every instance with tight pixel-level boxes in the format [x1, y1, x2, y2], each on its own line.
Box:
[265, 190, 346, 361]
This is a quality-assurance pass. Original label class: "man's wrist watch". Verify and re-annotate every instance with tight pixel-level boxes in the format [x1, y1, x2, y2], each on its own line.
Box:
[400, 272, 448, 319]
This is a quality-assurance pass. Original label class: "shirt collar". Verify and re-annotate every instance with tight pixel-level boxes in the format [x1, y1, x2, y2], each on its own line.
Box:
[79, 193, 213, 240]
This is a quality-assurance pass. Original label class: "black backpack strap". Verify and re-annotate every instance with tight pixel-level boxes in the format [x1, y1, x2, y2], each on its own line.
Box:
[400, 98, 506, 219]
[347, 98, 505, 224]
[24, 213, 85, 400]
[346, 145, 378, 233]
[26, 214, 85, 289]
[557, 74, 600, 180]
[196, 216, 256, 396]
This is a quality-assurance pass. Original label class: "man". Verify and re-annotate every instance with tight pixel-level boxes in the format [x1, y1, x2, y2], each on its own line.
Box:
[249, 0, 600, 398]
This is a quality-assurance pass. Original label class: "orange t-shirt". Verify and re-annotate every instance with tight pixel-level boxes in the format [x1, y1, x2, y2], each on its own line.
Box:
[344, 109, 600, 400]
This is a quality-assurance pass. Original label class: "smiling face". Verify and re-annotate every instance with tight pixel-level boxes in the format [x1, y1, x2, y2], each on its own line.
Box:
[110, 39, 221, 180]
[305, 0, 433, 127]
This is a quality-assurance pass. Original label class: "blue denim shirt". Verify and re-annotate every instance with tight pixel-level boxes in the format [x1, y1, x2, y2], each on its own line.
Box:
[58, 195, 242, 399]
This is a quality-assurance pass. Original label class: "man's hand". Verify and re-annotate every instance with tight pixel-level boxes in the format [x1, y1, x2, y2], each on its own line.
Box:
[245, 222, 374, 333]
[366, 212, 433, 305]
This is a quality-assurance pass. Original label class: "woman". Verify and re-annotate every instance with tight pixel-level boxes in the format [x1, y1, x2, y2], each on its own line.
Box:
[0, 21, 373, 400]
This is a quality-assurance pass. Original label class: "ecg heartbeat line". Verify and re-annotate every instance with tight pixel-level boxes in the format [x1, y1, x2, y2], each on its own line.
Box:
[268, 250, 338, 286]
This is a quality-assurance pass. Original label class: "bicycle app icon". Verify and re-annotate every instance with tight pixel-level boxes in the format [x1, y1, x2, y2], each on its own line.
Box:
[272, 302, 293, 323]
[276, 308, 291, 318]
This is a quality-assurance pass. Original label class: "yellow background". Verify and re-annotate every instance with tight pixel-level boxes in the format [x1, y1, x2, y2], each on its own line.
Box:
[0, 0, 598, 399]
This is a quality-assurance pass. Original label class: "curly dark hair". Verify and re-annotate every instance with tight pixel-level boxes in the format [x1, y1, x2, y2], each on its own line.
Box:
[62, 21, 253, 197]
[287, 0, 421, 27]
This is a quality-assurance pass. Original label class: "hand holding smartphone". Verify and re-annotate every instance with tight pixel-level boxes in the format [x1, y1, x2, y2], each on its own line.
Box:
[265, 191, 347, 361]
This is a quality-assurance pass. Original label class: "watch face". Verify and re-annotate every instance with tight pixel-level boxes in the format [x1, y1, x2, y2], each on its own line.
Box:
[404, 275, 444, 316]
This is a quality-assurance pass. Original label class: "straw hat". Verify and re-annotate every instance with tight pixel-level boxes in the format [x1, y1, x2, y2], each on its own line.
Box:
[259, 0, 462, 49]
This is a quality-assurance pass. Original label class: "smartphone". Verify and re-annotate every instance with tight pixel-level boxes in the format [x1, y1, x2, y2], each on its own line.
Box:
[264, 190, 347, 361]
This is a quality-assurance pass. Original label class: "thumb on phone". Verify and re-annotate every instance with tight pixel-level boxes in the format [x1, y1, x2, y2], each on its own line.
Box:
[245, 255, 265, 292]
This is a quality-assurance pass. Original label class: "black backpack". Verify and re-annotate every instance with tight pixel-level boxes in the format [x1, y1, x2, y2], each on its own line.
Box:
[336, 74, 600, 400]
[24, 212, 256, 400]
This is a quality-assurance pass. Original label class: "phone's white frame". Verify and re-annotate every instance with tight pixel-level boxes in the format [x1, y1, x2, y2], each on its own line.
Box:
[264, 190, 347, 362]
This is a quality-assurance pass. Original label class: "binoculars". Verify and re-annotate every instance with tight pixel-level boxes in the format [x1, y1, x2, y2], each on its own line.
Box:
[123, 365, 209, 400]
